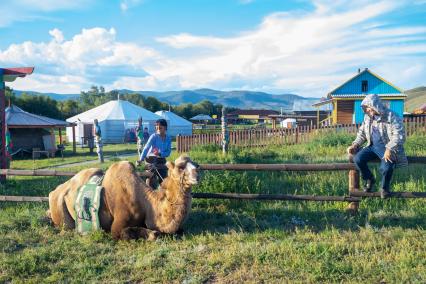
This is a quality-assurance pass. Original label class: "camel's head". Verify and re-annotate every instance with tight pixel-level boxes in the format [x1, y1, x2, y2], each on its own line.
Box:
[166, 155, 200, 186]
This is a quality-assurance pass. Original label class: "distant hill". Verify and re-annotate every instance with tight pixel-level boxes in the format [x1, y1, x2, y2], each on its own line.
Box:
[122, 88, 321, 111]
[13, 88, 322, 111]
[405, 86, 426, 112]
[13, 90, 79, 101]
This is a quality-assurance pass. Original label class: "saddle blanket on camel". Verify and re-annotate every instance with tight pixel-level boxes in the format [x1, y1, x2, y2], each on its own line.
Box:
[74, 175, 103, 234]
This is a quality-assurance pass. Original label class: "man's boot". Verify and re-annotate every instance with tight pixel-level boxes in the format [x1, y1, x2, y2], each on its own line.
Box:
[362, 177, 375, 192]
[380, 188, 391, 199]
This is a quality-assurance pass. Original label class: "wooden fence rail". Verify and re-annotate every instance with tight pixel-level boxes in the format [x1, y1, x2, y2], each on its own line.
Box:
[1, 156, 425, 212]
[178, 116, 426, 152]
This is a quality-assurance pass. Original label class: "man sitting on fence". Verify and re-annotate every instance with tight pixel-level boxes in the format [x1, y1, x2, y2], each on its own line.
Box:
[347, 94, 407, 199]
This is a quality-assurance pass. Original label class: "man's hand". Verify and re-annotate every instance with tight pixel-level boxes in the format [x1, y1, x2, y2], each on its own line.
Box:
[383, 149, 393, 163]
[152, 147, 159, 156]
[347, 145, 358, 155]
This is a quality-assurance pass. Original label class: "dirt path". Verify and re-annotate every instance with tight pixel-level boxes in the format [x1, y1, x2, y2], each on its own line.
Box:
[51, 153, 137, 168]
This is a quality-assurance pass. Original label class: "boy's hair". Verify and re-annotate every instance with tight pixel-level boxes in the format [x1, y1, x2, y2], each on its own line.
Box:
[144, 127, 148, 130]
[156, 119, 168, 129]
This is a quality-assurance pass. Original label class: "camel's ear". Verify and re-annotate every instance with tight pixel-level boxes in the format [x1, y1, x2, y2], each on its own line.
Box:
[166, 161, 175, 170]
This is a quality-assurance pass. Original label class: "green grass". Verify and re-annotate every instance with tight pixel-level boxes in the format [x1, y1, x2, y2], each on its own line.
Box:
[1, 132, 426, 282]
[10, 143, 138, 170]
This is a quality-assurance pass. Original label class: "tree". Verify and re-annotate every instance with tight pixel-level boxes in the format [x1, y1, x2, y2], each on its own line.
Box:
[5, 86, 15, 107]
[14, 92, 63, 119]
[59, 99, 80, 118]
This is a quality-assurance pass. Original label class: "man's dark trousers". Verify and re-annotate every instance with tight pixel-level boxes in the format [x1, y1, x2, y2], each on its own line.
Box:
[353, 146, 395, 191]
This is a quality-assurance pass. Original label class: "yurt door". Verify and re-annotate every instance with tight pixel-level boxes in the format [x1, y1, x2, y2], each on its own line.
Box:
[83, 124, 94, 144]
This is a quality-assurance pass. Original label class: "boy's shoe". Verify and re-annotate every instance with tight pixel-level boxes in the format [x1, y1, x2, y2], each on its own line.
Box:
[380, 188, 391, 199]
[362, 177, 375, 192]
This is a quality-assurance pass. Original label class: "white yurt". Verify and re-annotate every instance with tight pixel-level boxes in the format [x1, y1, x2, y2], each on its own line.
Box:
[280, 118, 297, 129]
[155, 110, 193, 137]
[66, 99, 163, 143]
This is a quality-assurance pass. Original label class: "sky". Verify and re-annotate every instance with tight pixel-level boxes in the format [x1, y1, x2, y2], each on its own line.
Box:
[0, 0, 425, 98]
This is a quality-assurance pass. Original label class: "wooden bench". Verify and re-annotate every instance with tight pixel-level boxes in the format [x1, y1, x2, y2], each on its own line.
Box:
[32, 149, 51, 159]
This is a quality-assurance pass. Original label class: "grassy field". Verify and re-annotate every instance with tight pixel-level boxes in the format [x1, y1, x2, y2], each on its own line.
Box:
[11, 143, 138, 170]
[1, 132, 425, 282]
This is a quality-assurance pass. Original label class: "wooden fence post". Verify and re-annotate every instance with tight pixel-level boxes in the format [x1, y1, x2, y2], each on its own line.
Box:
[176, 134, 181, 153]
[347, 155, 360, 214]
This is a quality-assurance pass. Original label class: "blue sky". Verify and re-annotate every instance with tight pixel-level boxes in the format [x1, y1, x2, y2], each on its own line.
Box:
[0, 0, 425, 97]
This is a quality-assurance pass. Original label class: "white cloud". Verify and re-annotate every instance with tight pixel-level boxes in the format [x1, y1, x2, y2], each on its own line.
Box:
[120, 0, 143, 12]
[0, 27, 159, 93]
[150, 0, 426, 95]
[49, 28, 64, 43]
[2, 0, 426, 97]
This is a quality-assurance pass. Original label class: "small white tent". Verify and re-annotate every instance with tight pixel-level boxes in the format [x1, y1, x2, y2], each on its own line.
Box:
[280, 118, 297, 129]
[66, 99, 163, 143]
[155, 110, 193, 137]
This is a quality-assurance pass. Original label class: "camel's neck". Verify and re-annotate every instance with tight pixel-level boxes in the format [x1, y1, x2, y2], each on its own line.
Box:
[141, 175, 192, 233]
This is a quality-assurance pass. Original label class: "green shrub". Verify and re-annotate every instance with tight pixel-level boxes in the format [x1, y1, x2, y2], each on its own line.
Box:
[310, 131, 355, 147]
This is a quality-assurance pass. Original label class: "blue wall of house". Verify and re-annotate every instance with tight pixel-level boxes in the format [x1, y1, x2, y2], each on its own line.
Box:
[332, 71, 401, 95]
[390, 100, 404, 118]
[354, 100, 364, 123]
[353, 99, 404, 123]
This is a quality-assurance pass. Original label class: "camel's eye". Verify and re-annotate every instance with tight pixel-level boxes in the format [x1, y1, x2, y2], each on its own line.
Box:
[176, 163, 186, 170]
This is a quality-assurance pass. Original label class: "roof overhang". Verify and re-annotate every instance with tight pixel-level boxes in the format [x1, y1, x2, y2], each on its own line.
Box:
[1, 67, 34, 82]
[268, 114, 318, 119]
[329, 93, 406, 99]
[7, 125, 68, 129]
[312, 99, 333, 107]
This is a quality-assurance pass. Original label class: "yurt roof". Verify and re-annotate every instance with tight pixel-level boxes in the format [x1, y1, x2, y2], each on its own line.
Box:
[190, 114, 213, 121]
[6, 105, 71, 128]
[155, 111, 192, 126]
[66, 99, 162, 123]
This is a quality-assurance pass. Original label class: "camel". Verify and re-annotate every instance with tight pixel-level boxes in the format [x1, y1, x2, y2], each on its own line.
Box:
[48, 155, 200, 240]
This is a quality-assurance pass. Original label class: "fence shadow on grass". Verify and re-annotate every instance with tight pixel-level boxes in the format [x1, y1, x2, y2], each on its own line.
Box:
[1, 176, 68, 197]
[183, 205, 426, 236]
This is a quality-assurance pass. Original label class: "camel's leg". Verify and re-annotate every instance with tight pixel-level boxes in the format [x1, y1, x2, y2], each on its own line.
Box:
[61, 202, 75, 229]
[121, 227, 161, 241]
[49, 187, 75, 230]
[111, 214, 130, 240]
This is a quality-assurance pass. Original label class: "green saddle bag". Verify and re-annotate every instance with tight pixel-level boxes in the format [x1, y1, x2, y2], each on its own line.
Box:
[74, 175, 103, 235]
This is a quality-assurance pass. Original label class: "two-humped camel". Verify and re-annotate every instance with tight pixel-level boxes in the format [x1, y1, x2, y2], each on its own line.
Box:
[48, 155, 200, 240]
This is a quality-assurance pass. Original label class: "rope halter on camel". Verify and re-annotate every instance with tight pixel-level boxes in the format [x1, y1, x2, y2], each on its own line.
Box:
[165, 166, 191, 206]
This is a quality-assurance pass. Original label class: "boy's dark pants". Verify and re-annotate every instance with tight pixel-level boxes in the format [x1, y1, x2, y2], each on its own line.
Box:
[353, 146, 395, 191]
[145, 157, 167, 188]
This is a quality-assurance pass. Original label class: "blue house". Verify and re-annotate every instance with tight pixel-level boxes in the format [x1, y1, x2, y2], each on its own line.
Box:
[313, 68, 406, 125]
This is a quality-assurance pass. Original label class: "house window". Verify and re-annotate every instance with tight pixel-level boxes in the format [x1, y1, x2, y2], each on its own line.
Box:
[361, 80, 368, 92]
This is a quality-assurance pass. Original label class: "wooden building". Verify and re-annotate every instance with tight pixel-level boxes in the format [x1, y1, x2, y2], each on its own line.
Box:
[226, 109, 279, 124]
[313, 68, 406, 126]
[269, 110, 329, 129]
[6, 105, 75, 156]
[1, 67, 34, 171]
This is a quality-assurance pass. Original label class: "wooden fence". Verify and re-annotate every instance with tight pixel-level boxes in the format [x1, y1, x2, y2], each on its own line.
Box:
[177, 116, 426, 152]
[1, 156, 425, 214]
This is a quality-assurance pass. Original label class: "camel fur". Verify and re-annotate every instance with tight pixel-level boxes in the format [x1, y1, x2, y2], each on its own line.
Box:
[48, 155, 200, 240]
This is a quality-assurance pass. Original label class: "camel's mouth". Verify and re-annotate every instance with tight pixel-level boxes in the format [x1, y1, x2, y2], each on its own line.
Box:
[185, 161, 200, 185]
